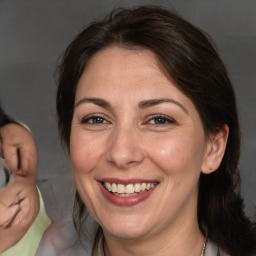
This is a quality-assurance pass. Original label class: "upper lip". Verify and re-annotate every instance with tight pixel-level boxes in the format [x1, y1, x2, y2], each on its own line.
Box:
[99, 178, 159, 185]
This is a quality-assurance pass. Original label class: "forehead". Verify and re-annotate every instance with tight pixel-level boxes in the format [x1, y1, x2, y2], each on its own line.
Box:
[76, 47, 184, 100]
[82, 46, 162, 82]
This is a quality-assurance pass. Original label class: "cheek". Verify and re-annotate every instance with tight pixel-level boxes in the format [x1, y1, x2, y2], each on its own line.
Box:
[70, 129, 105, 174]
[145, 131, 206, 175]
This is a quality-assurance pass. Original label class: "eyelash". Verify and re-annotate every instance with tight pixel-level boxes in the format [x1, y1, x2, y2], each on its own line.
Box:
[81, 115, 109, 124]
[81, 114, 175, 126]
[146, 115, 176, 126]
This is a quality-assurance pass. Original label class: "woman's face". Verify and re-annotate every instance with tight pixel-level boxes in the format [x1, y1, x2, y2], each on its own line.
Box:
[70, 47, 211, 240]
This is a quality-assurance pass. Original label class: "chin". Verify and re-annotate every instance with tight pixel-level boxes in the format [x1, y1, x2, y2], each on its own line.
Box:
[106, 228, 151, 240]
[101, 216, 154, 240]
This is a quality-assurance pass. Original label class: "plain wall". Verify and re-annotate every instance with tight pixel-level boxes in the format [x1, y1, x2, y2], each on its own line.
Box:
[0, 0, 255, 220]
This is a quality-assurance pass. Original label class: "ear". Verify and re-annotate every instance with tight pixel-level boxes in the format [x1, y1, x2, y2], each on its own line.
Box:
[201, 124, 229, 174]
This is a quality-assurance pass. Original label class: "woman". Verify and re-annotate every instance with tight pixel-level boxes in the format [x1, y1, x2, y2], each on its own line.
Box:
[38, 5, 256, 256]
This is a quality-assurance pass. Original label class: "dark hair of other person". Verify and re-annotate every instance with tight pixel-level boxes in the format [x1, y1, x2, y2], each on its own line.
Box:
[0, 106, 9, 128]
[56, 5, 256, 256]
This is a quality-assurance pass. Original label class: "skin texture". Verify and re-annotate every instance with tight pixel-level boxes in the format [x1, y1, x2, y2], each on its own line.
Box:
[70, 47, 228, 256]
[0, 199, 20, 228]
[0, 124, 37, 178]
[0, 176, 39, 252]
[0, 124, 39, 252]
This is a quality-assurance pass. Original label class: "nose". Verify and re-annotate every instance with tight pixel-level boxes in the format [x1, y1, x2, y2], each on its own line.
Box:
[106, 126, 145, 169]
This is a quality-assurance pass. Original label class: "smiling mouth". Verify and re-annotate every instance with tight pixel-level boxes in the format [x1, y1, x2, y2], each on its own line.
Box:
[102, 181, 159, 197]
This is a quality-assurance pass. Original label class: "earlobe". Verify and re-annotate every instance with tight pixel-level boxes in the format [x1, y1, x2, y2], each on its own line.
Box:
[201, 124, 229, 174]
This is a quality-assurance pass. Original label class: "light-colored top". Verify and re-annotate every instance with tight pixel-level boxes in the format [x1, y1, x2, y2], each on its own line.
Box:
[36, 217, 229, 256]
[1, 189, 51, 256]
[92, 231, 230, 256]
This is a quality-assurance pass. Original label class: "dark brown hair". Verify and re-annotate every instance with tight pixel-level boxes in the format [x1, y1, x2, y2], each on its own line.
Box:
[0, 106, 9, 127]
[56, 6, 256, 255]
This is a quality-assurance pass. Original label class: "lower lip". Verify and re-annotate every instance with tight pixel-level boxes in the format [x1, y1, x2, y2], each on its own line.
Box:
[98, 182, 157, 206]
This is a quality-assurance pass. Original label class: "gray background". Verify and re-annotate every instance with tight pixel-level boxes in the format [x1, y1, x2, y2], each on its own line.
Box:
[0, 0, 255, 221]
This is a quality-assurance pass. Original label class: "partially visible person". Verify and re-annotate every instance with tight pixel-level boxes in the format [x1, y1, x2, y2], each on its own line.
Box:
[0, 106, 37, 177]
[0, 106, 51, 255]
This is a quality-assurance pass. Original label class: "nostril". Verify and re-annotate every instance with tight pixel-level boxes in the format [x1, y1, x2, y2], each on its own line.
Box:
[107, 153, 145, 169]
[106, 129, 145, 169]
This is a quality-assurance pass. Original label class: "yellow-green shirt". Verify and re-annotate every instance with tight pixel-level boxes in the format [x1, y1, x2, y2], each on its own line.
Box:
[1, 188, 51, 256]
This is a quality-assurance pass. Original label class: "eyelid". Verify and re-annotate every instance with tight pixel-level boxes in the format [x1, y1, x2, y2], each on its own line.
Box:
[80, 113, 110, 124]
[145, 114, 176, 125]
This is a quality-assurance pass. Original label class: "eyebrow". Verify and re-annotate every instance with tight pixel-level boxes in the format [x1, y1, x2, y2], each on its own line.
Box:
[138, 98, 188, 114]
[75, 98, 112, 109]
[75, 97, 188, 114]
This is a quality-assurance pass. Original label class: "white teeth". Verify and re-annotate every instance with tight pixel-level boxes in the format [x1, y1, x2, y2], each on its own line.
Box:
[117, 184, 125, 193]
[112, 183, 117, 192]
[113, 192, 138, 197]
[105, 182, 112, 191]
[134, 183, 141, 193]
[103, 181, 158, 196]
[126, 184, 135, 194]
